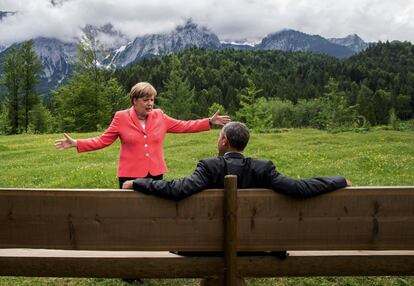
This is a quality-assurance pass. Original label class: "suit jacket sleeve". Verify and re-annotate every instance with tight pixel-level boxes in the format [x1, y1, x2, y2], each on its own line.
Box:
[77, 112, 120, 152]
[162, 111, 210, 133]
[132, 160, 212, 200]
[266, 161, 347, 198]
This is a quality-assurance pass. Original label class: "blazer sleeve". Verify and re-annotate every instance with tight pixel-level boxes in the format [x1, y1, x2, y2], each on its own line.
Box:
[132, 160, 212, 200]
[77, 112, 120, 152]
[266, 161, 347, 198]
[162, 111, 210, 133]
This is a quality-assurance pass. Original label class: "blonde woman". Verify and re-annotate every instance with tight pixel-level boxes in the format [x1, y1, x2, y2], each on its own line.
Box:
[55, 82, 230, 188]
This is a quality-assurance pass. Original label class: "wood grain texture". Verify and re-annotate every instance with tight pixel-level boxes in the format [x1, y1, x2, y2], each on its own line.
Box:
[1, 186, 414, 251]
[224, 175, 238, 286]
[0, 250, 413, 278]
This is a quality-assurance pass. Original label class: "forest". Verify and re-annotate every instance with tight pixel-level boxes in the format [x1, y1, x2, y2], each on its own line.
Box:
[1, 38, 413, 134]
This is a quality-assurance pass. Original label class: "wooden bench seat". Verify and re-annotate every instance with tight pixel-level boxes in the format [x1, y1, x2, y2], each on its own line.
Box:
[0, 249, 413, 278]
[1, 176, 413, 283]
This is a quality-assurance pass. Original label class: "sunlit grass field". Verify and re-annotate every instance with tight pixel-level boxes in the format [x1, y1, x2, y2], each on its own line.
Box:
[0, 129, 413, 285]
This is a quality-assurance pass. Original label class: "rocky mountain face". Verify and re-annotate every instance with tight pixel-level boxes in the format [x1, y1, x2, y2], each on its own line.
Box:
[256, 29, 354, 58]
[0, 20, 369, 94]
[0, 37, 77, 95]
[32, 37, 78, 93]
[328, 34, 369, 53]
[107, 20, 221, 68]
[0, 23, 127, 94]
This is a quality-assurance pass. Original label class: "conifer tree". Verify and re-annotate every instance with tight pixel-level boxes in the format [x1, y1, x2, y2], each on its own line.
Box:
[20, 40, 42, 132]
[54, 34, 126, 132]
[2, 47, 23, 134]
[356, 84, 375, 124]
[159, 55, 195, 119]
[315, 78, 356, 130]
[236, 79, 272, 130]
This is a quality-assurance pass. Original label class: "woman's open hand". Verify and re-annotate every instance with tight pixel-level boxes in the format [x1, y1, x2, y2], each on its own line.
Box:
[54, 133, 77, 150]
[210, 110, 231, 126]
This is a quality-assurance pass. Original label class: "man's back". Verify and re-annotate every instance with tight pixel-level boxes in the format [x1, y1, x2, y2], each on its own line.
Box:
[132, 152, 347, 200]
[200, 152, 275, 188]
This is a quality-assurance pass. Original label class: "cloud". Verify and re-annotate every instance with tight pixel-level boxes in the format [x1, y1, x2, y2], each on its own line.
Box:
[0, 0, 413, 46]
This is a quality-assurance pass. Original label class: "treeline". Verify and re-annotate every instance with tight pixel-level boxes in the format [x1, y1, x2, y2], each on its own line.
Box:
[0, 40, 53, 134]
[116, 42, 414, 131]
[0, 36, 127, 134]
[1, 39, 413, 134]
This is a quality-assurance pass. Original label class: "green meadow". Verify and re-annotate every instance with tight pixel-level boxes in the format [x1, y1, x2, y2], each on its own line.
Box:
[0, 129, 413, 285]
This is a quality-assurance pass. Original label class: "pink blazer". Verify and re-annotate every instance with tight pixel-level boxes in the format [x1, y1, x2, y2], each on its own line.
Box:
[77, 107, 210, 177]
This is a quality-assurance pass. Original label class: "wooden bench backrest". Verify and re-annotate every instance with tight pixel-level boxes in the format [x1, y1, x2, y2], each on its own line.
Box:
[1, 186, 414, 251]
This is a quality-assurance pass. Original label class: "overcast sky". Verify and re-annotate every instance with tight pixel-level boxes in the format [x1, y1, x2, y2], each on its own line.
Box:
[1, 0, 413, 46]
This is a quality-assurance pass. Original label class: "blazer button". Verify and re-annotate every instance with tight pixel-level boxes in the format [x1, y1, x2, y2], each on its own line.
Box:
[144, 135, 147, 138]
[144, 144, 148, 148]
[146, 154, 149, 157]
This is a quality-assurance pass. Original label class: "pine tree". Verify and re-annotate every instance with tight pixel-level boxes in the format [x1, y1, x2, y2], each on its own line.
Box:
[0, 100, 8, 134]
[356, 84, 375, 124]
[2, 47, 23, 134]
[54, 69, 112, 132]
[372, 89, 392, 124]
[20, 40, 42, 132]
[54, 34, 125, 132]
[29, 103, 55, 133]
[77, 34, 103, 94]
[235, 79, 272, 130]
[236, 79, 258, 126]
[315, 78, 356, 130]
[159, 55, 195, 120]
[77, 34, 106, 123]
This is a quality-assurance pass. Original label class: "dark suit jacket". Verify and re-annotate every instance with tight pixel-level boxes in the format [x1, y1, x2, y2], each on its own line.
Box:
[132, 152, 347, 200]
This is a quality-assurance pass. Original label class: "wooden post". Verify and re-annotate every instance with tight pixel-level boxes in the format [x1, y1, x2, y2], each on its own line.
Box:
[224, 175, 238, 286]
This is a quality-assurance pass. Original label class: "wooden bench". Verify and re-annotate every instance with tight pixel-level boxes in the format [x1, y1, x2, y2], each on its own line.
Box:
[1, 176, 413, 285]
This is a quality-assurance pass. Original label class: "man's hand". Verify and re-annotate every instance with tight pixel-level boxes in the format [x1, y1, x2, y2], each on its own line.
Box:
[346, 179, 352, 187]
[54, 133, 77, 150]
[122, 180, 134, 189]
[210, 110, 231, 126]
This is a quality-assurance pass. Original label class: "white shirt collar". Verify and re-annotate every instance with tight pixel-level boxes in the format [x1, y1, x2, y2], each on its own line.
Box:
[223, 151, 243, 156]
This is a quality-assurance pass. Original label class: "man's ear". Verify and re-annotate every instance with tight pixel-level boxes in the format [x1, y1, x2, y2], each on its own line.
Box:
[221, 135, 229, 147]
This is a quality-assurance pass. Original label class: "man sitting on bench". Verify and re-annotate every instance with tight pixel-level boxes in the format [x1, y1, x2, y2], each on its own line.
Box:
[122, 121, 351, 198]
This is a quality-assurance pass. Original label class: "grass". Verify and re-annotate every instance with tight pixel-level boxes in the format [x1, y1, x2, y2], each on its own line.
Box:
[0, 128, 413, 285]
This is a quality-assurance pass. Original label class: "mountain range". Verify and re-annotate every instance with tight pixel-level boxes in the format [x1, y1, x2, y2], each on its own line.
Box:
[0, 18, 369, 94]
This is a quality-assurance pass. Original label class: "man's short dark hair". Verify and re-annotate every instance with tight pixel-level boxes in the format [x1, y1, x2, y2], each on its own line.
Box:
[222, 122, 250, 151]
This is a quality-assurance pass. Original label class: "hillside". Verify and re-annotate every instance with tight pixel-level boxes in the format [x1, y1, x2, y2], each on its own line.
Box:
[116, 41, 414, 123]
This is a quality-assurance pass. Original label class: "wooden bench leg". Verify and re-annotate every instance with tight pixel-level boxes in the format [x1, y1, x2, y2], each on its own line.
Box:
[224, 175, 238, 286]
[200, 275, 246, 286]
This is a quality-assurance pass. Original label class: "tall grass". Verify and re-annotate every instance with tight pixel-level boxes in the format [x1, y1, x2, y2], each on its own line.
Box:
[0, 129, 413, 285]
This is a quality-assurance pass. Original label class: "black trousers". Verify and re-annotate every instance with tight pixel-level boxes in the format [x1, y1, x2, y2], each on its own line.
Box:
[118, 173, 163, 189]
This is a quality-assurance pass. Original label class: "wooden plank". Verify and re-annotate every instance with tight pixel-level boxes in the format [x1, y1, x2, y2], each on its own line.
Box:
[0, 249, 413, 278]
[240, 250, 414, 277]
[224, 175, 238, 286]
[237, 187, 414, 251]
[0, 189, 224, 251]
[1, 187, 414, 251]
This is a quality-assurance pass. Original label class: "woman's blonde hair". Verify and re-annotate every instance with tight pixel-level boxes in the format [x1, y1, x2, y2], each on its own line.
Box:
[129, 82, 157, 105]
